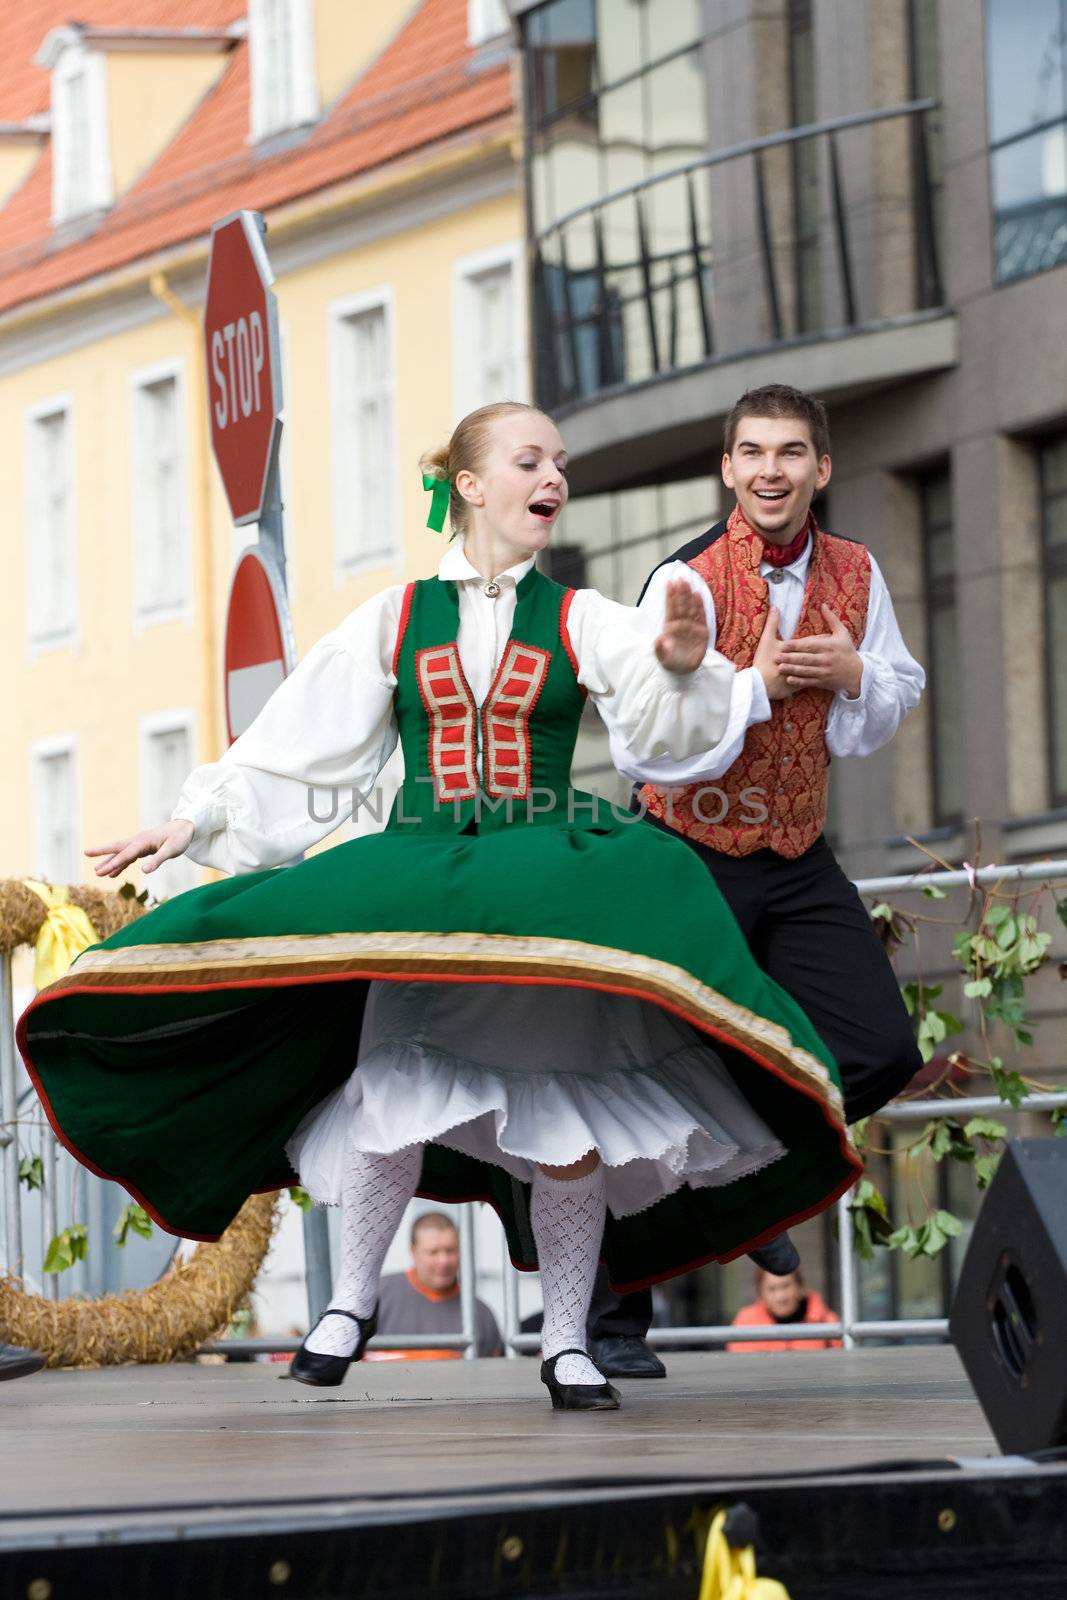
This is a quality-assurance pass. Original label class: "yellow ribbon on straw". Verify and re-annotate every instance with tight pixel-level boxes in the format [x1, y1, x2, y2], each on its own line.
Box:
[697, 1511, 792, 1600]
[22, 879, 98, 990]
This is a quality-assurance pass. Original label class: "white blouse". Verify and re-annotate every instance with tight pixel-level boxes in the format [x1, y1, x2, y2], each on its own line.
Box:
[172, 541, 741, 875]
[611, 541, 926, 785]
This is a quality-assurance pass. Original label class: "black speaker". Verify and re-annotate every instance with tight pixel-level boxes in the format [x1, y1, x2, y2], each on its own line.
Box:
[949, 1137, 1067, 1455]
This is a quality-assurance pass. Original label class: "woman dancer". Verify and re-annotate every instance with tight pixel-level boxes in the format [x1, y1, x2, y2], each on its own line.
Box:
[18, 403, 859, 1411]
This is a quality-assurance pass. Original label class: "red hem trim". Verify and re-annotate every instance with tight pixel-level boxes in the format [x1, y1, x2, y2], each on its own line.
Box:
[558, 588, 586, 695]
[391, 581, 416, 680]
[18, 967, 861, 1248]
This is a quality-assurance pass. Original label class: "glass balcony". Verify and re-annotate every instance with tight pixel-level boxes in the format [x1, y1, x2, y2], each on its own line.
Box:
[532, 99, 945, 414]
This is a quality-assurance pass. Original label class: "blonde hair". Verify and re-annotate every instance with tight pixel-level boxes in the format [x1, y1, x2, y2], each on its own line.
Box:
[420, 401, 546, 534]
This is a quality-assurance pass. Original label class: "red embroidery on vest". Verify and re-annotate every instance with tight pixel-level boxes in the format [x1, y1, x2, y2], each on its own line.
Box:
[415, 644, 478, 802]
[482, 641, 551, 799]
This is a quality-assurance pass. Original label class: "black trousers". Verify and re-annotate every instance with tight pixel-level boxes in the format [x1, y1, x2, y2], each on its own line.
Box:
[589, 827, 922, 1340]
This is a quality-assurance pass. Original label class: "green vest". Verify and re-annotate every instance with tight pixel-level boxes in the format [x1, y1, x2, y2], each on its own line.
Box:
[387, 568, 587, 834]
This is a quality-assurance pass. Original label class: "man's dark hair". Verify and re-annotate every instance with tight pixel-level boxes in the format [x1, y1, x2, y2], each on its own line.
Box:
[723, 384, 830, 459]
[410, 1210, 458, 1246]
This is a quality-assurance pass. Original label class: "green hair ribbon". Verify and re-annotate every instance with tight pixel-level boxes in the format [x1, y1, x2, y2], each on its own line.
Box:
[422, 471, 451, 533]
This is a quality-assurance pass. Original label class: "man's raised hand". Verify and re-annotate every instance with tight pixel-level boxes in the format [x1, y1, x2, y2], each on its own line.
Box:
[86, 818, 195, 879]
[654, 578, 709, 674]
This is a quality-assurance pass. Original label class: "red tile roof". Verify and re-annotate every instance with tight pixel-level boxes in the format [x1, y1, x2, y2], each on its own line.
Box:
[0, 1, 513, 317]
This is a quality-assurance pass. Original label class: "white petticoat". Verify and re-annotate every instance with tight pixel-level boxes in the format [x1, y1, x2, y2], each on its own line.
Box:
[286, 978, 786, 1219]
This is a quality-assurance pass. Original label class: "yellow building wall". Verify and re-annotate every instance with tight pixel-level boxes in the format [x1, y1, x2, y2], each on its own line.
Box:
[105, 50, 231, 198]
[1, 178, 522, 923]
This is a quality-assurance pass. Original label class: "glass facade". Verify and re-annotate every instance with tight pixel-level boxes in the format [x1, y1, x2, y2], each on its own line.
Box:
[1040, 434, 1067, 803]
[986, 0, 1067, 282]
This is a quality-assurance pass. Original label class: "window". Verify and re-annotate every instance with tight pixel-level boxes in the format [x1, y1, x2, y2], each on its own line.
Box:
[26, 401, 77, 651]
[31, 739, 79, 887]
[919, 466, 962, 825]
[130, 366, 190, 625]
[1041, 434, 1067, 804]
[908, 0, 944, 308]
[468, 0, 510, 48]
[140, 715, 198, 899]
[49, 42, 112, 223]
[249, 0, 317, 141]
[330, 292, 398, 575]
[453, 245, 527, 418]
[985, 0, 1067, 282]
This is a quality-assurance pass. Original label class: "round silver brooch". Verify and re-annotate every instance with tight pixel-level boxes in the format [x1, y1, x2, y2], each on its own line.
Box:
[483, 581, 501, 598]
[769, 569, 785, 585]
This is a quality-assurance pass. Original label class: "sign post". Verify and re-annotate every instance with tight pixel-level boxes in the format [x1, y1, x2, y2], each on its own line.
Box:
[205, 209, 332, 1326]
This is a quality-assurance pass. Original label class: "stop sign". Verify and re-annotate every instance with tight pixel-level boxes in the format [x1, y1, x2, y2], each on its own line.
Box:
[224, 546, 295, 745]
[205, 210, 282, 526]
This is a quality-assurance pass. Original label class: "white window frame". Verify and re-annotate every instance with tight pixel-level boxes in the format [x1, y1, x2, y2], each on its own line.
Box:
[248, 0, 318, 142]
[328, 286, 401, 581]
[50, 41, 112, 223]
[139, 710, 199, 899]
[129, 358, 192, 631]
[468, 0, 511, 48]
[25, 394, 79, 656]
[30, 734, 80, 888]
[451, 240, 528, 422]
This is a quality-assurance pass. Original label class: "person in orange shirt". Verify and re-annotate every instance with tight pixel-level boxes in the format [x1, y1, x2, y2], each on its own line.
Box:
[727, 1268, 842, 1353]
[365, 1211, 502, 1362]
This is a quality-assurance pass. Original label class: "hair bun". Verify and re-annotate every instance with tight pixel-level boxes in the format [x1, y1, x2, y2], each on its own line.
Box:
[419, 443, 451, 480]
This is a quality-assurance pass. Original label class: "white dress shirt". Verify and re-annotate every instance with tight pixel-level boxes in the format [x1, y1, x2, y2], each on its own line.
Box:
[173, 540, 739, 874]
[611, 534, 925, 785]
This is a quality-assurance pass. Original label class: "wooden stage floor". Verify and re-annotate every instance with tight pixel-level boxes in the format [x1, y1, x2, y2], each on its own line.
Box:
[2, 1345, 995, 1531]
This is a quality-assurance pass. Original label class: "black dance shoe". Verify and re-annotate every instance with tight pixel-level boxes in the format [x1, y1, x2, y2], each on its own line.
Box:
[0, 1343, 46, 1382]
[289, 1304, 378, 1388]
[540, 1347, 621, 1411]
[589, 1334, 666, 1379]
[748, 1231, 800, 1277]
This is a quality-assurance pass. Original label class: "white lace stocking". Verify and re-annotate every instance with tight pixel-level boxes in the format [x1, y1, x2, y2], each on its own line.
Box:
[303, 1140, 423, 1358]
[531, 1163, 608, 1386]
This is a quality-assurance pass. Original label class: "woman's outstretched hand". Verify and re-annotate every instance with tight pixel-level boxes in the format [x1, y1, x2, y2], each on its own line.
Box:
[86, 818, 195, 879]
[654, 578, 709, 674]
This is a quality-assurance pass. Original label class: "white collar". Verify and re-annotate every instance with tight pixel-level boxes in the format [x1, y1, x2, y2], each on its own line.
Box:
[438, 538, 538, 588]
[759, 531, 813, 582]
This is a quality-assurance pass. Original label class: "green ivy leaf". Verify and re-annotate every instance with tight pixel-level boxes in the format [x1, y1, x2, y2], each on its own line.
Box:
[989, 1058, 1028, 1109]
[963, 978, 993, 998]
[1051, 1107, 1067, 1137]
[985, 905, 1013, 929]
[963, 1116, 1008, 1143]
[43, 1223, 88, 1275]
[848, 1178, 893, 1261]
[18, 1155, 44, 1192]
[922, 883, 947, 899]
[1056, 898, 1067, 931]
[113, 1203, 153, 1248]
[288, 1185, 313, 1213]
[975, 1153, 1001, 1188]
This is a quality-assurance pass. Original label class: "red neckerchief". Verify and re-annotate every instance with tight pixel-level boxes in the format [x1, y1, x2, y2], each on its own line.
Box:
[759, 514, 813, 567]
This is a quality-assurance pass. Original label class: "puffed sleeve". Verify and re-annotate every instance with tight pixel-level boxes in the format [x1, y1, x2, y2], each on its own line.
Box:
[171, 587, 404, 874]
[605, 561, 772, 783]
[825, 554, 925, 758]
[564, 585, 738, 761]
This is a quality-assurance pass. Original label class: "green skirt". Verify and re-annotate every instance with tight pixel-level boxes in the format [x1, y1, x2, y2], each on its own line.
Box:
[18, 816, 860, 1292]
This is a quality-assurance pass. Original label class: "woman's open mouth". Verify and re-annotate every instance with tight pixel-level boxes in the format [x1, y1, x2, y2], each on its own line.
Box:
[528, 500, 560, 523]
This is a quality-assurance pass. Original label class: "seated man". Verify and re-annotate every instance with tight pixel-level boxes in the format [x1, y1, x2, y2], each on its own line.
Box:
[726, 1269, 841, 1352]
[0, 1343, 45, 1381]
[366, 1211, 502, 1361]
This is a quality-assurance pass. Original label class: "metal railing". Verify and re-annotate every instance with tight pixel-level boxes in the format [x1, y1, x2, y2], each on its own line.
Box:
[533, 98, 944, 413]
[3, 856, 1066, 1358]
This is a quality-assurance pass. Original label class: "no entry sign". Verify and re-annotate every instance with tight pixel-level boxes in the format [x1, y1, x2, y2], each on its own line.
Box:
[204, 210, 282, 526]
[224, 546, 295, 745]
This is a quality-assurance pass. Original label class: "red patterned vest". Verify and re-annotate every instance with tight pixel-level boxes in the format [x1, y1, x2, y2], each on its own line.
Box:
[641, 507, 871, 858]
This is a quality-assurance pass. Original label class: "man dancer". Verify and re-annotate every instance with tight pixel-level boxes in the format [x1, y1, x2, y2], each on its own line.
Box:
[590, 383, 925, 1379]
